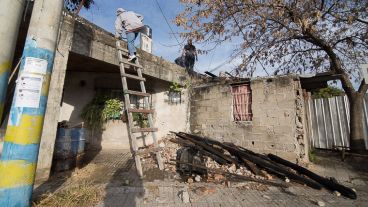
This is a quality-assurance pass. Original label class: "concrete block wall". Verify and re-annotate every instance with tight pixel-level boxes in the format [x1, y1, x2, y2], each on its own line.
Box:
[190, 76, 308, 162]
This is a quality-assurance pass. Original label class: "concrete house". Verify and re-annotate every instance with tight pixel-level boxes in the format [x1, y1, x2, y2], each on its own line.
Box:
[0, 12, 311, 182]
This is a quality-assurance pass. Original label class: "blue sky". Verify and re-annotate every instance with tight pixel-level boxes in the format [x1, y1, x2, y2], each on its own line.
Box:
[79, 0, 241, 74]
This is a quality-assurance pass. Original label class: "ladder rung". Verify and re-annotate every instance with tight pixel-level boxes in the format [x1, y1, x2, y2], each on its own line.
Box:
[128, 108, 155, 114]
[125, 90, 151, 97]
[134, 147, 163, 156]
[121, 73, 145, 81]
[120, 60, 143, 69]
[131, 128, 158, 133]
[117, 46, 129, 53]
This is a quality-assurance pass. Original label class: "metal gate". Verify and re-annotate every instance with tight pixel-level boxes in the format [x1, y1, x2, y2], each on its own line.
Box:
[306, 95, 368, 150]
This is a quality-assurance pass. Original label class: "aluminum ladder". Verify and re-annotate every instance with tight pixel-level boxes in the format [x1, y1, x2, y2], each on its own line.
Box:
[116, 40, 164, 176]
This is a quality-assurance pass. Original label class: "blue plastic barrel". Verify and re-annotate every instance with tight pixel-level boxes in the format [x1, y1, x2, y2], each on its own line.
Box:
[55, 128, 73, 158]
[71, 128, 85, 154]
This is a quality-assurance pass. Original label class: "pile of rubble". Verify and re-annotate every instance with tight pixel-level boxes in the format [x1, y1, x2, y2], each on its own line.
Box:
[155, 132, 357, 200]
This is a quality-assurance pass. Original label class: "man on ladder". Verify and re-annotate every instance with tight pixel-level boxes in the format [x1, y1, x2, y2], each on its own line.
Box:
[115, 8, 144, 62]
[114, 8, 164, 176]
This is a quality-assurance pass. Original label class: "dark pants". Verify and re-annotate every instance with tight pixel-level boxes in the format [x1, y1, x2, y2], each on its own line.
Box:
[185, 55, 195, 72]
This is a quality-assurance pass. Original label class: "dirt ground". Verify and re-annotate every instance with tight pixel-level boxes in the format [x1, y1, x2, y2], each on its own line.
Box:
[32, 149, 368, 207]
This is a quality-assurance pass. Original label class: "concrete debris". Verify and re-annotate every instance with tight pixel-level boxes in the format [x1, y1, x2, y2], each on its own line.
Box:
[159, 142, 165, 148]
[192, 186, 216, 196]
[187, 178, 194, 184]
[317, 201, 325, 207]
[262, 195, 271, 200]
[333, 191, 341, 197]
[228, 164, 237, 174]
[144, 132, 357, 200]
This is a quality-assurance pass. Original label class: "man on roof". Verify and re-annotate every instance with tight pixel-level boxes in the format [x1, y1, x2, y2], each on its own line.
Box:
[115, 8, 144, 62]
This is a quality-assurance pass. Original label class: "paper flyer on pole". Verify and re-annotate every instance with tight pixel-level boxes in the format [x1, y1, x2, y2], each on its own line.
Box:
[24, 57, 48, 75]
[15, 74, 44, 108]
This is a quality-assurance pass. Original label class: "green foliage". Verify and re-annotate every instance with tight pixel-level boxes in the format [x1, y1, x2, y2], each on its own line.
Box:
[169, 82, 182, 92]
[132, 113, 148, 128]
[102, 99, 123, 121]
[81, 96, 123, 129]
[312, 87, 344, 99]
[308, 148, 316, 163]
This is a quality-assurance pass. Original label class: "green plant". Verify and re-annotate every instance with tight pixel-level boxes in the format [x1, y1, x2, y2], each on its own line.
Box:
[312, 86, 345, 99]
[132, 113, 148, 128]
[81, 96, 123, 129]
[309, 148, 316, 163]
[102, 99, 123, 121]
[81, 96, 108, 129]
[169, 82, 182, 93]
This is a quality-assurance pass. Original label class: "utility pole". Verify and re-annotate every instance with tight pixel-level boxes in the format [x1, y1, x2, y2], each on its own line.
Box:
[0, 0, 64, 206]
[0, 0, 26, 121]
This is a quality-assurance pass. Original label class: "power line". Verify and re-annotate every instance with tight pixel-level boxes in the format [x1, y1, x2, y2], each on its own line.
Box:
[154, 0, 182, 46]
[222, 1, 270, 76]
[208, 50, 243, 73]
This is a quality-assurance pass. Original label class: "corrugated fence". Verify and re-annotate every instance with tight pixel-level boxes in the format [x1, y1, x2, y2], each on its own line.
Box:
[306, 94, 368, 150]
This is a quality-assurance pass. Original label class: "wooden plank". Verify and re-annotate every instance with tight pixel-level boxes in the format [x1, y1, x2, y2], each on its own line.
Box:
[128, 108, 155, 114]
[170, 138, 228, 165]
[134, 147, 163, 156]
[131, 128, 158, 133]
[120, 60, 143, 69]
[179, 132, 323, 190]
[174, 133, 238, 164]
[268, 154, 357, 199]
[125, 90, 150, 97]
[121, 73, 146, 81]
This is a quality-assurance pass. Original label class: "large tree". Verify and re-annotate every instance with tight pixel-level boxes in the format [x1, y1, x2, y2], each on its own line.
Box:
[176, 0, 368, 151]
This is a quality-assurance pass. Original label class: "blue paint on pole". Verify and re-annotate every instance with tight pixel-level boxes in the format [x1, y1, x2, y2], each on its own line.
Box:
[0, 185, 33, 207]
[0, 38, 55, 207]
[8, 96, 48, 125]
[1, 143, 40, 163]
[20, 38, 54, 73]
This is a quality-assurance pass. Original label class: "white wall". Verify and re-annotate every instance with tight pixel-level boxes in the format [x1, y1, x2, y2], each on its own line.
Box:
[60, 71, 189, 150]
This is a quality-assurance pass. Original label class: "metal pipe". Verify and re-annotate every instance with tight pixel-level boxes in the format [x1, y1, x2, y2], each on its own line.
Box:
[0, 0, 26, 121]
[0, 0, 64, 206]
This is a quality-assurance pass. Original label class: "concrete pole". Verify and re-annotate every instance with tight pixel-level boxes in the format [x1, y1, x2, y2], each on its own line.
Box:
[0, 0, 26, 121]
[0, 0, 64, 206]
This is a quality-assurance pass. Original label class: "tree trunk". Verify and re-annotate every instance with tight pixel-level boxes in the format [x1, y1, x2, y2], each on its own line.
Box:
[349, 92, 366, 152]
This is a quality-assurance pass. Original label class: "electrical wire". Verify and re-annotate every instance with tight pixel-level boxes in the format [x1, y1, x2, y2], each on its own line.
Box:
[222, 1, 270, 76]
[154, 0, 182, 46]
[208, 50, 243, 73]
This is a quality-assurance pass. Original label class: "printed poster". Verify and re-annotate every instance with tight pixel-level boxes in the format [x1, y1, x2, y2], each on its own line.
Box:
[15, 74, 43, 108]
[24, 57, 48, 75]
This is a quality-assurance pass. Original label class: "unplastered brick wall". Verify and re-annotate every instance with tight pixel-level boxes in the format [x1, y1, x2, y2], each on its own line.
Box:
[190, 75, 308, 162]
